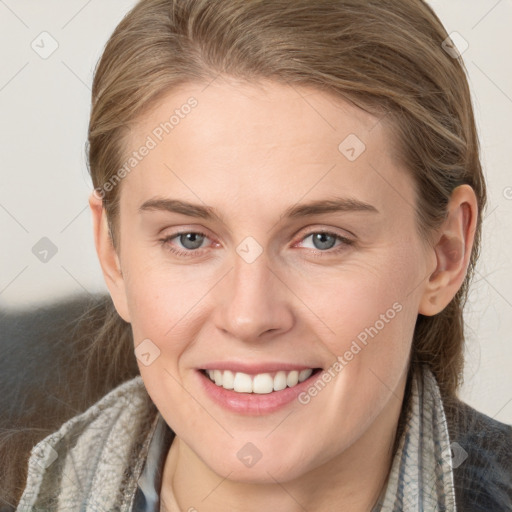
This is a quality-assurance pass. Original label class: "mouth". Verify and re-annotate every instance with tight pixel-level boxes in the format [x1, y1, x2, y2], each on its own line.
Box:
[200, 367, 323, 394]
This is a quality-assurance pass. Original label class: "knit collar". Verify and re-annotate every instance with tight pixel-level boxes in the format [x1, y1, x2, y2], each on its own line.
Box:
[372, 365, 457, 511]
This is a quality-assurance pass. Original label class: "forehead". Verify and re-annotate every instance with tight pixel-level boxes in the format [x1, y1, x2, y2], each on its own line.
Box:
[131, 77, 385, 149]
[120, 78, 413, 222]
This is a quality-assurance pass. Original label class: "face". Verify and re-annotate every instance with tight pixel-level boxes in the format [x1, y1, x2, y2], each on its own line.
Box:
[103, 78, 436, 483]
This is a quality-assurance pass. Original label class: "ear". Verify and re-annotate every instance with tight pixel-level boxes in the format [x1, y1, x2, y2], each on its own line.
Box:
[418, 185, 478, 316]
[89, 192, 131, 323]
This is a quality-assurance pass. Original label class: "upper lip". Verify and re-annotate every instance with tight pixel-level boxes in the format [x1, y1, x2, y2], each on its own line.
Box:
[200, 362, 322, 375]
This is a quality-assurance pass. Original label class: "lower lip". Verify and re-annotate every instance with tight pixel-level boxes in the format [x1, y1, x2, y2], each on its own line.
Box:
[196, 369, 322, 415]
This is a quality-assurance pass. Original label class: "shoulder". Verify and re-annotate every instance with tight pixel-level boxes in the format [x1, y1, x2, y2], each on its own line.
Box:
[443, 397, 512, 512]
[17, 376, 159, 511]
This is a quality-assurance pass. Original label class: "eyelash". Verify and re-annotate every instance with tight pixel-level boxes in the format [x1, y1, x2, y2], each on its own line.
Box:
[158, 229, 354, 258]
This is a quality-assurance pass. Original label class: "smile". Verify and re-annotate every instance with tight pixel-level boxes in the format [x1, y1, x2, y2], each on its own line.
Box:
[201, 368, 322, 394]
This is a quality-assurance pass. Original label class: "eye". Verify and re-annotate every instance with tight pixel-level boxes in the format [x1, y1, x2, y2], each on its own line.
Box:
[174, 232, 207, 250]
[297, 230, 354, 254]
[159, 231, 212, 257]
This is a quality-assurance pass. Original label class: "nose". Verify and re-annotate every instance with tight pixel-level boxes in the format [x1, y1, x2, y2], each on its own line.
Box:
[213, 252, 294, 342]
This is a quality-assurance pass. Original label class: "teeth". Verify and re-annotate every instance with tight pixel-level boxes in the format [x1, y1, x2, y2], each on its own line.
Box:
[253, 373, 274, 394]
[274, 371, 287, 391]
[204, 368, 315, 393]
[299, 369, 313, 382]
[233, 372, 253, 393]
[222, 370, 235, 390]
[287, 370, 299, 387]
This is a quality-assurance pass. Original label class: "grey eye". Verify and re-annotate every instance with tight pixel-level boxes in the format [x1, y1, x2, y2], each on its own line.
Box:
[178, 232, 206, 250]
[309, 232, 337, 250]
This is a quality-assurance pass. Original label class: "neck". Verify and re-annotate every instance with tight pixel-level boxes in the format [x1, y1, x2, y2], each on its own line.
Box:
[160, 376, 406, 512]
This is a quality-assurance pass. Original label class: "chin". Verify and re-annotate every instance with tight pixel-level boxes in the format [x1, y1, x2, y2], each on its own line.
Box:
[198, 443, 314, 484]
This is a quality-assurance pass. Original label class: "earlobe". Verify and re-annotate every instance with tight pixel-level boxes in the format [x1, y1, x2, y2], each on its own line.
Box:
[89, 193, 131, 323]
[418, 185, 477, 316]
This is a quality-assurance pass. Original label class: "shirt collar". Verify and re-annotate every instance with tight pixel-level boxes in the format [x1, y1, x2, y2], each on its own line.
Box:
[134, 413, 175, 511]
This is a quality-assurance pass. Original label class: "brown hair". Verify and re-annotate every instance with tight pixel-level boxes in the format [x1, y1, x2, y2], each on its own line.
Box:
[4, 0, 486, 506]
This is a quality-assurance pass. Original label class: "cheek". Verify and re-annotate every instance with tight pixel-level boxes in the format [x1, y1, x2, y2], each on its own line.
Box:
[290, 259, 418, 443]
[126, 275, 192, 346]
[296, 245, 420, 374]
[121, 247, 217, 357]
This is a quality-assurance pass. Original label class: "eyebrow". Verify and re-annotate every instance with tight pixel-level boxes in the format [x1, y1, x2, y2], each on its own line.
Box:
[139, 196, 379, 222]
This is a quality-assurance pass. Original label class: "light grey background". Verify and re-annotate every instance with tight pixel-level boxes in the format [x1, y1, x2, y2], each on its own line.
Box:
[1, 0, 511, 422]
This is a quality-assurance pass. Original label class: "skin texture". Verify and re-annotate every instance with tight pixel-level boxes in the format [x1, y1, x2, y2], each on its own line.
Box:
[90, 77, 477, 511]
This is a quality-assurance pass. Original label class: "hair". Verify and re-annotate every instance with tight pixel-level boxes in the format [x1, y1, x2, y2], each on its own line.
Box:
[4, 0, 487, 506]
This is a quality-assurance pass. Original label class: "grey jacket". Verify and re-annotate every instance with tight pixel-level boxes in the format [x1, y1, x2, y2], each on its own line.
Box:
[16, 377, 161, 512]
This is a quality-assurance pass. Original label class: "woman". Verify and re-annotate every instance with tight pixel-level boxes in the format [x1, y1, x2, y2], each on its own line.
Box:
[12, 0, 512, 510]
